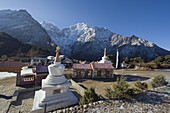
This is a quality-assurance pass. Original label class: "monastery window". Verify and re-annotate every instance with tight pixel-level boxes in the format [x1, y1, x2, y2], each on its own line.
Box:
[23, 77, 34, 82]
[53, 89, 61, 94]
[101, 70, 105, 77]
[109, 70, 113, 76]
[73, 70, 76, 76]
[81, 70, 85, 77]
[93, 70, 97, 76]
[88, 71, 91, 76]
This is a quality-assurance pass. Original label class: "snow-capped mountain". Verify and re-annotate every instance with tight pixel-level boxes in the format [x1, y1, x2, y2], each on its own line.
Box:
[42, 21, 170, 61]
[0, 9, 53, 50]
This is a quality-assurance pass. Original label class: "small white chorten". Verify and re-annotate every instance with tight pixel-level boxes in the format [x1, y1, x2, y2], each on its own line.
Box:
[99, 48, 112, 64]
[32, 46, 78, 113]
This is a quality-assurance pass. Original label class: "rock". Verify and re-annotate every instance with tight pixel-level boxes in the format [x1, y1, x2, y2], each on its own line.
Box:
[57, 110, 62, 113]
[69, 107, 73, 111]
[98, 100, 103, 104]
[74, 105, 78, 110]
[83, 104, 88, 109]
[88, 103, 92, 106]
[62, 109, 66, 113]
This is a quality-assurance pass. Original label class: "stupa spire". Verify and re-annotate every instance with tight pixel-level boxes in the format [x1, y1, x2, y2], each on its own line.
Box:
[55, 46, 60, 62]
[104, 48, 106, 57]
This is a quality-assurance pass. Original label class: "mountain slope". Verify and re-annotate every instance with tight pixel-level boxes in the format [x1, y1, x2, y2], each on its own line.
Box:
[0, 32, 50, 57]
[42, 22, 170, 61]
[0, 9, 53, 50]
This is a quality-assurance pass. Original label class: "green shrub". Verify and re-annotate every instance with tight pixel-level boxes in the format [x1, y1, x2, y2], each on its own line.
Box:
[134, 80, 148, 91]
[105, 87, 114, 99]
[80, 87, 99, 105]
[112, 77, 129, 98]
[151, 75, 168, 88]
[105, 76, 135, 99]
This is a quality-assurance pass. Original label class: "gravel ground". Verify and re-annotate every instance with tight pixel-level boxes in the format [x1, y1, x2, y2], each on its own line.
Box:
[8, 91, 34, 113]
[54, 88, 170, 113]
[0, 77, 18, 113]
[0, 69, 170, 113]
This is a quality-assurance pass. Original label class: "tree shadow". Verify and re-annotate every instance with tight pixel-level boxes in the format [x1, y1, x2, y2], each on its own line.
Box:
[0, 94, 12, 99]
[73, 78, 117, 82]
[71, 90, 81, 100]
[73, 74, 150, 82]
[121, 74, 150, 82]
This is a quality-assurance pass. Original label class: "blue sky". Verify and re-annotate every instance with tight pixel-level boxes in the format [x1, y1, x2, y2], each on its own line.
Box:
[0, 0, 170, 50]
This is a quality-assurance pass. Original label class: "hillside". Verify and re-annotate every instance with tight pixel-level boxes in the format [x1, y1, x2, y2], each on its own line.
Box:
[0, 32, 50, 58]
[0, 9, 54, 50]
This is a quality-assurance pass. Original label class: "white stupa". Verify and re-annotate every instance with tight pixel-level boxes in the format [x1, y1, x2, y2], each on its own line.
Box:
[32, 46, 78, 113]
[98, 48, 112, 64]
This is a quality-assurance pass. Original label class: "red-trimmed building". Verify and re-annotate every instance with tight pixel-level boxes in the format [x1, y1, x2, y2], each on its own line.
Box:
[0, 61, 26, 72]
[16, 65, 48, 86]
[72, 63, 114, 78]
[72, 64, 93, 78]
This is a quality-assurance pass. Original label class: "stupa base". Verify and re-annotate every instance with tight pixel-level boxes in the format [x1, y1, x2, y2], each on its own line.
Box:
[32, 90, 78, 113]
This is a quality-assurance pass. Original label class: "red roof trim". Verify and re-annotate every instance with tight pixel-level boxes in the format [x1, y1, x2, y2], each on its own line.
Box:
[73, 63, 114, 70]
[72, 64, 91, 70]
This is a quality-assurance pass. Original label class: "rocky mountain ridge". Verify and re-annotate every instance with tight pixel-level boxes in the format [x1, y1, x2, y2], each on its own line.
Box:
[0, 9, 169, 61]
[42, 21, 170, 61]
[0, 9, 53, 50]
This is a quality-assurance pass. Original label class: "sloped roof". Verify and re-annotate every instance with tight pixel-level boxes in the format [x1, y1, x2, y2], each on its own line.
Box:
[35, 65, 48, 73]
[73, 63, 114, 70]
[91, 63, 114, 69]
[21, 68, 35, 76]
[72, 64, 91, 70]
[0, 61, 25, 67]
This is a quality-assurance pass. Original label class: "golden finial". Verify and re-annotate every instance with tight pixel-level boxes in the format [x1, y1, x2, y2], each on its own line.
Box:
[55, 46, 60, 62]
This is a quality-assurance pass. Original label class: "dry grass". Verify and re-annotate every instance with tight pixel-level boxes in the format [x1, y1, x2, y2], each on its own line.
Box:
[73, 69, 170, 97]
[0, 76, 16, 86]
[76, 79, 115, 98]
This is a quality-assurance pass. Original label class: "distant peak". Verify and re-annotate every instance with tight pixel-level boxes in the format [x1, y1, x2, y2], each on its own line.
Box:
[75, 22, 88, 26]
[70, 22, 89, 28]
[41, 21, 60, 31]
[0, 9, 13, 12]
[0, 9, 28, 13]
[0, 9, 16, 14]
[41, 21, 57, 26]
[18, 9, 31, 16]
[0, 9, 31, 17]
[131, 35, 138, 38]
[19, 9, 28, 12]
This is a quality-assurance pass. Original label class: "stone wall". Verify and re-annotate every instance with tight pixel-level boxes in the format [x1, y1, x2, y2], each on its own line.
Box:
[70, 79, 86, 96]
